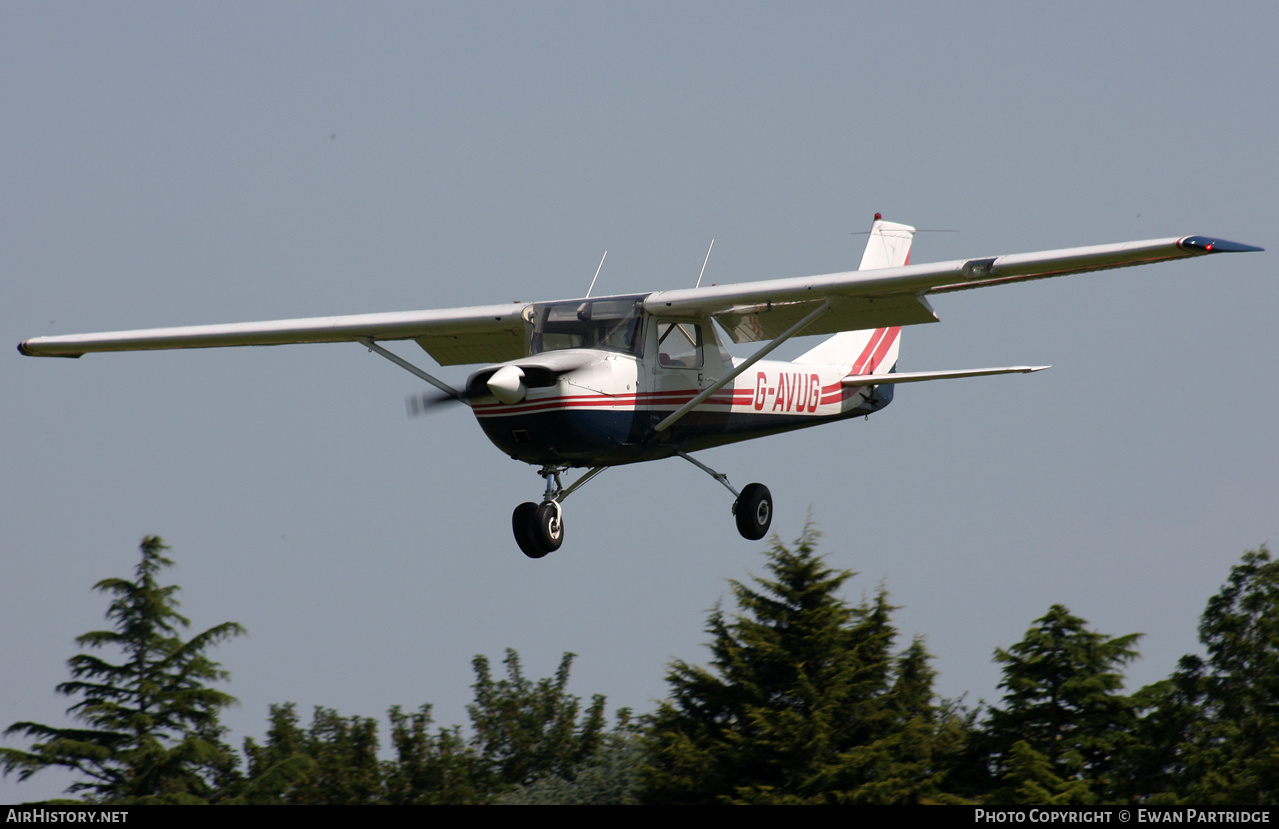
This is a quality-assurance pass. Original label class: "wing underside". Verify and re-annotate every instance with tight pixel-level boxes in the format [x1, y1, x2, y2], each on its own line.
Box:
[18, 234, 1259, 361]
[646, 235, 1261, 343]
[20, 303, 529, 365]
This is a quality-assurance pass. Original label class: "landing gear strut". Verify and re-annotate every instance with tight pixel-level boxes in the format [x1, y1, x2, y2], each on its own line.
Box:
[677, 452, 773, 541]
[512, 457, 772, 557]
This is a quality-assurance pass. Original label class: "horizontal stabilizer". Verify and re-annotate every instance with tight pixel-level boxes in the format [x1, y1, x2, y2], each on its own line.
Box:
[841, 365, 1049, 387]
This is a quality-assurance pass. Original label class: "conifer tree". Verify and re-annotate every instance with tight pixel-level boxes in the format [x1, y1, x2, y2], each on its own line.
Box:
[233, 703, 318, 804]
[1, 537, 244, 804]
[238, 702, 477, 805]
[640, 525, 957, 804]
[1140, 546, 1279, 804]
[497, 718, 644, 805]
[980, 604, 1141, 804]
[384, 704, 484, 804]
[468, 649, 608, 792]
[234, 648, 612, 804]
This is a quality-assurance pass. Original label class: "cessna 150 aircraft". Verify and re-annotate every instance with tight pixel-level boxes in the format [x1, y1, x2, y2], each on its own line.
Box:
[19, 217, 1261, 557]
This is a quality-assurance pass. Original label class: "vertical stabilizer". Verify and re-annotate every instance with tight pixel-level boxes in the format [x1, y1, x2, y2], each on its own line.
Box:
[795, 215, 912, 368]
[858, 213, 916, 270]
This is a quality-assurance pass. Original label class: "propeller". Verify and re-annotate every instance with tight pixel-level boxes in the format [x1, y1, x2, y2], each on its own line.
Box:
[405, 387, 474, 417]
[405, 365, 528, 417]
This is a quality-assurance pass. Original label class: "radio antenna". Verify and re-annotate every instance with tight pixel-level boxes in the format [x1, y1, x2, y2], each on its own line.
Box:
[695, 239, 714, 288]
[585, 251, 607, 298]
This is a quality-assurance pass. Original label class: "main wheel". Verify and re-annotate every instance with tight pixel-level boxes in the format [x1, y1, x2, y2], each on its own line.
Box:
[512, 502, 547, 558]
[734, 483, 772, 540]
[533, 501, 564, 553]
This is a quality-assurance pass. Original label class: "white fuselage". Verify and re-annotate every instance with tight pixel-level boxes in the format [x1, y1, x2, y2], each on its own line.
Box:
[469, 307, 896, 466]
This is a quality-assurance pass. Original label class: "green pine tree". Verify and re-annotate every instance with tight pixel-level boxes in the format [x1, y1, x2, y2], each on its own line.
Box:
[980, 604, 1141, 804]
[231, 703, 318, 804]
[384, 704, 484, 805]
[468, 649, 608, 793]
[497, 715, 644, 805]
[236, 648, 613, 804]
[1, 537, 244, 804]
[640, 525, 959, 804]
[1140, 546, 1279, 804]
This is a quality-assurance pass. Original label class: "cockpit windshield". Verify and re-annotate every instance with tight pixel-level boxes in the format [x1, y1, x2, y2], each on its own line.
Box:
[528, 295, 645, 357]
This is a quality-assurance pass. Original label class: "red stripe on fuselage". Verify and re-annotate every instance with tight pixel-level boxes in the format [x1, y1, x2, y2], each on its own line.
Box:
[474, 388, 751, 417]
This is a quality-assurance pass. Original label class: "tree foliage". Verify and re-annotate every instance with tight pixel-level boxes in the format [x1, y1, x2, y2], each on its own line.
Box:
[233, 648, 615, 804]
[1135, 546, 1279, 804]
[497, 720, 644, 805]
[979, 604, 1141, 804]
[468, 649, 609, 792]
[383, 704, 484, 804]
[18, 531, 1279, 805]
[640, 526, 962, 804]
[1, 537, 244, 804]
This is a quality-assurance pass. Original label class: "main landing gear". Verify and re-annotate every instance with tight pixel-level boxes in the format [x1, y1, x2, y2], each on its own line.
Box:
[512, 457, 773, 558]
[677, 452, 773, 541]
[733, 482, 773, 541]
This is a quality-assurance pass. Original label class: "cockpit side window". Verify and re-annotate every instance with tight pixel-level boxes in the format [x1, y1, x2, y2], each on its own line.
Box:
[528, 296, 645, 357]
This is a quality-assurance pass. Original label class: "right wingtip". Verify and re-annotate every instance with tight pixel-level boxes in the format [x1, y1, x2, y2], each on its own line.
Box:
[1179, 236, 1264, 254]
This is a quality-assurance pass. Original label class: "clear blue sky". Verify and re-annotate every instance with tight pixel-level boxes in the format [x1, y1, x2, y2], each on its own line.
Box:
[3, 1, 1274, 802]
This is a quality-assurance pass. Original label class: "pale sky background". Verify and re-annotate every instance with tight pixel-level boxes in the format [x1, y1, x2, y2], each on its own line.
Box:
[3, 1, 1274, 803]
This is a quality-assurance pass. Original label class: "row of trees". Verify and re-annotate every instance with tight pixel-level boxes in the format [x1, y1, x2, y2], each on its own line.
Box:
[4, 533, 1277, 804]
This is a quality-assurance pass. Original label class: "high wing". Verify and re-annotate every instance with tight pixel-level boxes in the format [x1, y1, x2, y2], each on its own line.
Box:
[18, 231, 1261, 361]
[19, 303, 529, 365]
[645, 235, 1262, 343]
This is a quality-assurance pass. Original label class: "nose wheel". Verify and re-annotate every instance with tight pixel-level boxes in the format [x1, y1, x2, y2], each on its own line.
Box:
[513, 501, 563, 559]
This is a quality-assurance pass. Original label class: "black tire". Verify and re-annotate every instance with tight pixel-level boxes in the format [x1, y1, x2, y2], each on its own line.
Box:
[533, 501, 564, 553]
[734, 483, 772, 540]
[512, 502, 547, 558]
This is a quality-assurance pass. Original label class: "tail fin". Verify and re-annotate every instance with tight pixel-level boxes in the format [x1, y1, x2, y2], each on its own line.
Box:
[858, 213, 916, 270]
[795, 216, 913, 368]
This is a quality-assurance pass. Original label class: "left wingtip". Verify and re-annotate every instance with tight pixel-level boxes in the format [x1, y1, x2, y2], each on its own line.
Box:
[18, 339, 82, 358]
[1179, 236, 1264, 254]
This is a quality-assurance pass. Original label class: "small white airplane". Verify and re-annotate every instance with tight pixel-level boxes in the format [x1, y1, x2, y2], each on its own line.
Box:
[20, 217, 1261, 557]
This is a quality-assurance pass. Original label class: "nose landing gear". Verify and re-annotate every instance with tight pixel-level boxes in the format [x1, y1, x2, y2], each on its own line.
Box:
[513, 501, 562, 558]
[512, 465, 606, 559]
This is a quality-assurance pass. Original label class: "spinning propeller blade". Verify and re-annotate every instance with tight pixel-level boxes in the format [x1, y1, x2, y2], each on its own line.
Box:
[405, 387, 473, 417]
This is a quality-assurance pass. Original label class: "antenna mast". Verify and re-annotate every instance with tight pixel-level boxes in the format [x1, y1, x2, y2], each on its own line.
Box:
[585, 251, 607, 298]
[695, 239, 714, 288]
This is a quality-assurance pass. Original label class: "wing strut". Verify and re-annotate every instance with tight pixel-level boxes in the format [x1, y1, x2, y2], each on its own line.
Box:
[651, 299, 832, 435]
[355, 337, 463, 401]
